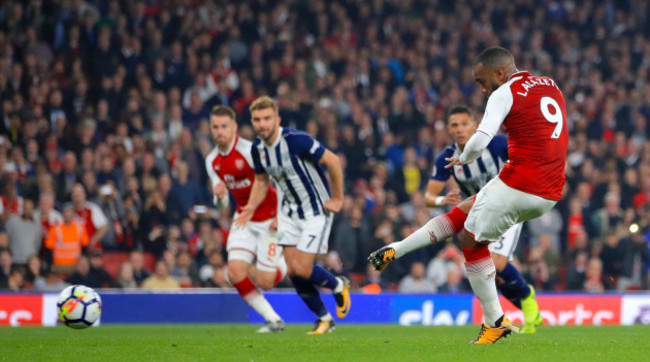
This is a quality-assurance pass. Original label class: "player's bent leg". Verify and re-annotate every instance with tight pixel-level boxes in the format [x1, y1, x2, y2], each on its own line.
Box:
[368, 201, 473, 271]
[227, 259, 250, 285]
[228, 257, 284, 333]
[255, 228, 287, 290]
[254, 269, 278, 291]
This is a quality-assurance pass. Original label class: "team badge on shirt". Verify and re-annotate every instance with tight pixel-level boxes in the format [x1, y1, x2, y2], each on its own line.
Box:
[235, 159, 245, 169]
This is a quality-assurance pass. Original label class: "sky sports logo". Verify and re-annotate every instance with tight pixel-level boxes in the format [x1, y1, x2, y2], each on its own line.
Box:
[390, 295, 473, 326]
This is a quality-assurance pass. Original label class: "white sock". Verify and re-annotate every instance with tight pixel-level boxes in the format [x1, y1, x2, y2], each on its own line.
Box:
[320, 312, 333, 322]
[390, 214, 456, 258]
[465, 256, 503, 327]
[245, 293, 282, 323]
[332, 277, 344, 294]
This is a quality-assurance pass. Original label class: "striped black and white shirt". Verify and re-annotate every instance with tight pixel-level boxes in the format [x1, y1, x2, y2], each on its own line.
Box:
[431, 135, 509, 197]
[252, 127, 331, 220]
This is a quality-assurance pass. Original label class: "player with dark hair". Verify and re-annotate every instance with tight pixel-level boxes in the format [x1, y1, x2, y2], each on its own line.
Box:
[424, 104, 542, 333]
[370, 46, 568, 344]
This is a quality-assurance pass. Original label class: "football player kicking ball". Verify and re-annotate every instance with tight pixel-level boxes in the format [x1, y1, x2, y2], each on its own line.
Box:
[235, 96, 351, 335]
[424, 104, 542, 333]
[370, 47, 568, 344]
[205, 106, 287, 333]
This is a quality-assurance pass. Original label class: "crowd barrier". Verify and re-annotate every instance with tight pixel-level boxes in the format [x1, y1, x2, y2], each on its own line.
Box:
[1, 290, 649, 326]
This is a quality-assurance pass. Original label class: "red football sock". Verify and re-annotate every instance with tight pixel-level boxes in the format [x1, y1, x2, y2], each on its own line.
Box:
[233, 277, 258, 300]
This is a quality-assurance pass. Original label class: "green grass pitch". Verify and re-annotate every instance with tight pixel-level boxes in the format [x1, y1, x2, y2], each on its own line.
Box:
[1, 325, 649, 361]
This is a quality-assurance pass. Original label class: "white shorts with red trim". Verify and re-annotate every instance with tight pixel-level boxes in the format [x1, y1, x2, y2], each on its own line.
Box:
[227, 214, 283, 273]
[465, 176, 556, 243]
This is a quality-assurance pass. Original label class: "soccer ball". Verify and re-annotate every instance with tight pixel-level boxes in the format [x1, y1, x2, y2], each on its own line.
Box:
[57, 285, 102, 329]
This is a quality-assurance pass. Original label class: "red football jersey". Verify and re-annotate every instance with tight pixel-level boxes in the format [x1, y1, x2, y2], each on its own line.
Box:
[205, 136, 277, 222]
[74, 202, 108, 240]
[479, 71, 568, 201]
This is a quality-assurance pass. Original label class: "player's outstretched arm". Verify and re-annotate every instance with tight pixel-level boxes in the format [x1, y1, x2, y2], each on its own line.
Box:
[320, 149, 344, 213]
[234, 173, 270, 228]
[424, 179, 461, 208]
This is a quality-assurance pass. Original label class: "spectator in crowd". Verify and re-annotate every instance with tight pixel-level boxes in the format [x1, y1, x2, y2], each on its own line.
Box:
[538, 234, 562, 284]
[360, 263, 388, 294]
[142, 260, 180, 290]
[171, 250, 199, 287]
[527, 208, 564, 253]
[584, 258, 605, 293]
[129, 250, 151, 286]
[71, 184, 108, 250]
[398, 262, 436, 294]
[169, 161, 205, 220]
[55, 152, 80, 202]
[6, 268, 24, 291]
[44, 204, 89, 273]
[0, 174, 24, 222]
[566, 250, 589, 290]
[526, 248, 554, 291]
[332, 205, 371, 273]
[96, 184, 126, 251]
[204, 266, 229, 288]
[617, 230, 650, 291]
[34, 269, 70, 292]
[116, 262, 137, 289]
[199, 248, 225, 285]
[591, 192, 627, 240]
[6, 199, 41, 266]
[24, 255, 42, 285]
[439, 267, 467, 294]
[599, 231, 625, 290]
[88, 250, 114, 288]
[34, 192, 63, 257]
[427, 244, 465, 291]
[0, 248, 12, 288]
[65, 256, 102, 289]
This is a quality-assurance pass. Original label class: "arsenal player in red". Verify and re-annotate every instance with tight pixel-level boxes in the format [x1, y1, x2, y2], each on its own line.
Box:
[370, 47, 569, 344]
[205, 106, 286, 333]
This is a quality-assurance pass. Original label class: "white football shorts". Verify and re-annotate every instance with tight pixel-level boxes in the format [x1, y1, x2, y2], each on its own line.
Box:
[227, 214, 283, 273]
[488, 222, 523, 260]
[465, 176, 556, 243]
[277, 211, 332, 255]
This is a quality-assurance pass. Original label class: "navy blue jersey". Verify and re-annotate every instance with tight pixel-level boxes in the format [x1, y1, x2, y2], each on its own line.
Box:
[252, 127, 330, 219]
[431, 135, 509, 197]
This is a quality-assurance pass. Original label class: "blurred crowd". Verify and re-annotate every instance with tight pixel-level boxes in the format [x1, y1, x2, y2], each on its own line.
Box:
[0, 0, 649, 293]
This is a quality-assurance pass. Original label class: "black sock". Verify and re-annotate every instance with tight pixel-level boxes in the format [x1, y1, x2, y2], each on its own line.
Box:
[290, 276, 328, 318]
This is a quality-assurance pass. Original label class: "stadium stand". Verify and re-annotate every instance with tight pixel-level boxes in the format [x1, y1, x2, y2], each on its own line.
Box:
[0, 0, 648, 293]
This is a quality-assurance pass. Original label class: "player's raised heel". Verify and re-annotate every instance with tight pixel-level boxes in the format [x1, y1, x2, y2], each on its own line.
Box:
[256, 320, 286, 333]
[368, 247, 395, 271]
[334, 277, 351, 319]
[471, 317, 518, 344]
[307, 319, 335, 335]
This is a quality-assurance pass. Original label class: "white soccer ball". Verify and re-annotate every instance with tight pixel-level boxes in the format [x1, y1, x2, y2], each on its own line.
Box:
[57, 285, 102, 329]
